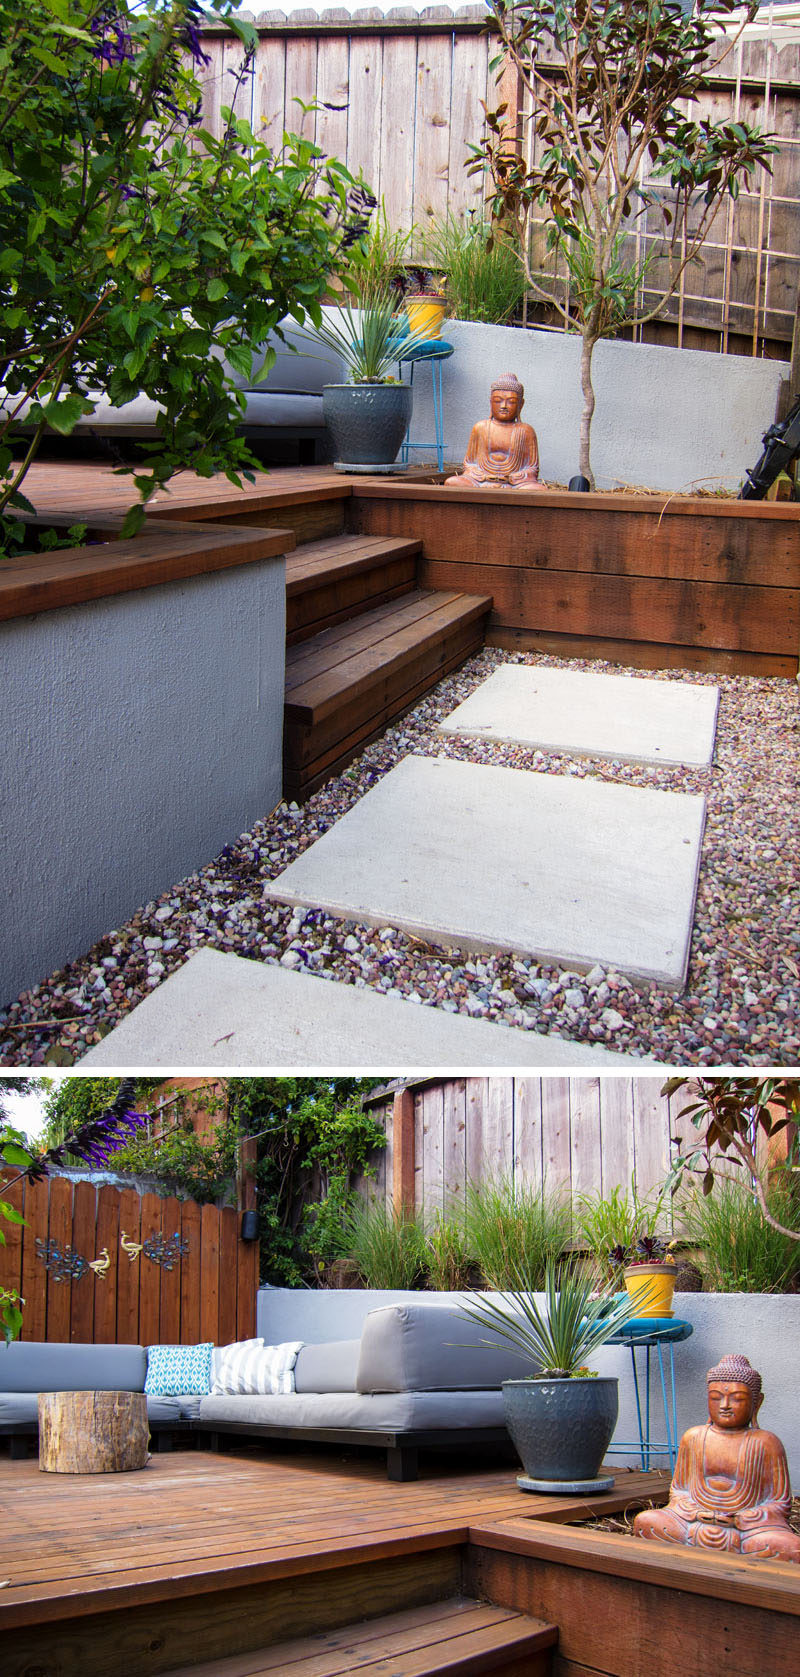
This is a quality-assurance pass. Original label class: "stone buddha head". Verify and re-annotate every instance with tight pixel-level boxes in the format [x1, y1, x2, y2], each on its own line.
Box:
[490, 373, 525, 425]
[707, 1353, 764, 1431]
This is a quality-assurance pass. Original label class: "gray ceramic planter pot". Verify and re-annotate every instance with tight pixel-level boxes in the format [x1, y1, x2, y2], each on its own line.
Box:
[502, 1375, 620, 1494]
[323, 382, 413, 469]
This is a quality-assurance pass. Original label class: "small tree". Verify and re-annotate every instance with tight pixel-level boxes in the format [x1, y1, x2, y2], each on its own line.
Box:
[663, 1076, 800, 1244]
[0, 0, 373, 551]
[473, 0, 776, 484]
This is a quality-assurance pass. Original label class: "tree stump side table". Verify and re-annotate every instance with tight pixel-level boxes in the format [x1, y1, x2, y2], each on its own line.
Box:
[38, 1389, 150, 1473]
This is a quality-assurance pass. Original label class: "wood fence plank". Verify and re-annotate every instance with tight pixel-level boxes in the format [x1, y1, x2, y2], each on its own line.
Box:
[285, 37, 319, 141]
[116, 1187, 142, 1345]
[22, 1173, 54, 1341]
[0, 1175, 24, 1328]
[448, 33, 490, 221]
[632, 1079, 673, 1215]
[539, 1079, 572, 1203]
[347, 34, 383, 193]
[200, 36, 225, 142]
[420, 1084, 444, 1215]
[222, 36, 254, 129]
[483, 1079, 514, 1180]
[69, 1180, 97, 1344]
[569, 1079, 603, 1201]
[218, 1207, 239, 1346]
[464, 1078, 489, 1188]
[238, 1225, 259, 1342]
[390, 1088, 414, 1218]
[138, 1193, 164, 1348]
[93, 1185, 120, 1346]
[180, 1197, 203, 1344]
[599, 1080, 635, 1201]
[380, 35, 418, 236]
[442, 1079, 467, 1211]
[513, 1079, 543, 1187]
[200, 1203, 221, 1344]
[315, 36, 350, 171]
[159, 1196, 183, 1346]
[413, 32, 452, 233]
[254, 36, 288, 153]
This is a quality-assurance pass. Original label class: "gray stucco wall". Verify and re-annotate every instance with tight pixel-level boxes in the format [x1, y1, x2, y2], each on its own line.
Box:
[258, 1286, 800, 1480]
[2, 556, 286, 1005]
[408, 320, 788, 491]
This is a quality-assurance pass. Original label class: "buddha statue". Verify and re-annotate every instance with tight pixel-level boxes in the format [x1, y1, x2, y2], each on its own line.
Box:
[633, 1354, 800, 1564]
[446, 374, 545, 488]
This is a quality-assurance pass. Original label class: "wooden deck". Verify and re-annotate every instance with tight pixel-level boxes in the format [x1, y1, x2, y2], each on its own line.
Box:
[1, 1449, 797, 1677]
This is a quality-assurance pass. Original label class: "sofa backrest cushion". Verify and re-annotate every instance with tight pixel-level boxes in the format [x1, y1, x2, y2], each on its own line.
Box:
[0, 1340, 147, 1392]
[294, 1339, 361, 1393]
[356, 1303, 533, 1393]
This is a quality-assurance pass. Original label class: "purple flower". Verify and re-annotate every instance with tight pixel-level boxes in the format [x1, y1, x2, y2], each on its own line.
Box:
[22, 1079, 148, 1183]
[90, 7, 134, 68]
[181, 20, 211, 67]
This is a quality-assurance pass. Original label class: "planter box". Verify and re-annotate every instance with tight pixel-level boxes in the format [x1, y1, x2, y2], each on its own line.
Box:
[407, 319, 789, 493]
[349, 481, 800, 677]
[1, 524, 291, 1005]
[258, 1287, 800, 1479]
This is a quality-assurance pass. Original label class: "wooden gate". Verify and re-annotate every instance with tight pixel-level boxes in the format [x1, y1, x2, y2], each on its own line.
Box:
[0, 1171, 258, 1345]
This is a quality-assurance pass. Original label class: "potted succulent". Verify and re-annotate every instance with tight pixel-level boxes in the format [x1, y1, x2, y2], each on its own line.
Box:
[609, 1234, 679, 1318]
[403, 264, 448, 340]
[462, 1260, 646, 1493]
[305, 284, 432, 471]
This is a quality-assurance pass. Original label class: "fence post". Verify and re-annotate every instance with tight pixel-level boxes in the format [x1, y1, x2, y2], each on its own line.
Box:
[392, 1086, 416, 1218]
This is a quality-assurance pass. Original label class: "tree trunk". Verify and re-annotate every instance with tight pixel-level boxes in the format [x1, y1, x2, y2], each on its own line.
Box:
[38, 1389, 150, 1473]
[578, 330, 599, 487]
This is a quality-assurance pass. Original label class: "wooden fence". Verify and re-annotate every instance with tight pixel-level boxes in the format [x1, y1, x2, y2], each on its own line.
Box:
[0, 1170, 258, 1345]
[361, 1075, 746, 1233]
[197, 9, 800, 358]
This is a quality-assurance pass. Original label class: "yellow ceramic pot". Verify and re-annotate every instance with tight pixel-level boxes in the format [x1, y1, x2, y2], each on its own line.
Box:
[623, 1262, 677, 1318]
[405, 298, 446, 339]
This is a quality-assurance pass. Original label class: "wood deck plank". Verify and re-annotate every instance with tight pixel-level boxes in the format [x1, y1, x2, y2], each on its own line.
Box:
[285, 534, 422, 590]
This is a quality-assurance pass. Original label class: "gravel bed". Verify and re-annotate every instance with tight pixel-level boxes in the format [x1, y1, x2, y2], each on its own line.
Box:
[1, 648, 798, 1067]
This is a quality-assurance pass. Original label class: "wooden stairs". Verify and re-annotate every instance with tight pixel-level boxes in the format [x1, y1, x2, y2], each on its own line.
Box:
[158, 1598, 558, 1677]
[283, 533, 492, 800]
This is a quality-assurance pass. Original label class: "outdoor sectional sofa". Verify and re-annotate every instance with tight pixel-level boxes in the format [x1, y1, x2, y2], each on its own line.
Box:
[0, 1302, 529, 1480]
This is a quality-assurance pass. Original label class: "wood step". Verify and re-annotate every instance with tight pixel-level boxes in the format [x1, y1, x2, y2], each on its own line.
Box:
[157, 1597, 558, 1677]
[286, 533, 423, 644]
[283, 587, 492, 800]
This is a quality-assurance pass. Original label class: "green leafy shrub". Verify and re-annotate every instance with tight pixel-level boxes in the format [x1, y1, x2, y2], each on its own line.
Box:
[463, 1176, 571, 1292]
[679, 1175, 800, 1295]
[423, 1206, 476, 1291]
[575, 1176, 672, 1283]
[0, 0, 374, 552]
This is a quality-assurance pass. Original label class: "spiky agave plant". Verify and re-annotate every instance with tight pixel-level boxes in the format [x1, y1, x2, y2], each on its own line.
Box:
[462, 1257, 646, 1377]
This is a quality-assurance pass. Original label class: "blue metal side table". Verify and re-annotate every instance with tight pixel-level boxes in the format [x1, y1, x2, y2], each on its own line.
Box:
[396, 339, 454, 472]
[605, 1317, 693, 1471]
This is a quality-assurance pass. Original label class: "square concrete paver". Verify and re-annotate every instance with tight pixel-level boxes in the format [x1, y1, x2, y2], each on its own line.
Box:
[267, 755, 706, 987]
[438, 665, 719, 766]
[81, 949, 651, 1067]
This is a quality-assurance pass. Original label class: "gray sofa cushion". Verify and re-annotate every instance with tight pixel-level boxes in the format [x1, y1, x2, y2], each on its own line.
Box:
[356, 1303, 532, 1394]
[0, 1390, 191, 1425]
[0, 1340, 147, 1391]
[197, 1388, 507, 1432]
[294, 1339, 360, 1394]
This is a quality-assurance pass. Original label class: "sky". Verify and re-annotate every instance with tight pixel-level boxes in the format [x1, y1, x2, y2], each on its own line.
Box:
[2, 1085, 47, 1143]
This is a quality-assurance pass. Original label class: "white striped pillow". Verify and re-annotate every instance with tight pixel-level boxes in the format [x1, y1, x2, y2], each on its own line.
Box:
[211, 1339, 303, 1396]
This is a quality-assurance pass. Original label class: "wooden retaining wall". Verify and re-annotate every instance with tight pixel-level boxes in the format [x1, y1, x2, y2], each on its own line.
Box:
[348, 485, 800, 678]
[0, 1171, 258, 1345]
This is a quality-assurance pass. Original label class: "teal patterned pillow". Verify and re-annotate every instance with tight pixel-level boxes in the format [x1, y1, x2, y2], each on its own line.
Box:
[145, 1342, 213, 1396]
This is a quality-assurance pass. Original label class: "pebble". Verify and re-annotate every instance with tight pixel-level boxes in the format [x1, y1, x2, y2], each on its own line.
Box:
[1, 649, 798, 1067]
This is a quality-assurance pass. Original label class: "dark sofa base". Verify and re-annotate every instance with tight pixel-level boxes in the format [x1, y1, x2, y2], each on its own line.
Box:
[193, 1419, 513, 1482]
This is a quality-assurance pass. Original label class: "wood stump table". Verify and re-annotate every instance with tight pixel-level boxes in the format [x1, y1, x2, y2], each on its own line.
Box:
[38, 1389, 150, 1473]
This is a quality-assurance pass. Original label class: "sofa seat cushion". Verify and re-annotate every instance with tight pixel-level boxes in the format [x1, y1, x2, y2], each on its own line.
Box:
[197, 1388, 507, 1432]
[0, 1393, 39, 1427]
[294, 1339, 360, 1394]
[145, 1394, 198, 1424]
[0, 1341, 147, 1391]
[356, 1304, 532, 1394]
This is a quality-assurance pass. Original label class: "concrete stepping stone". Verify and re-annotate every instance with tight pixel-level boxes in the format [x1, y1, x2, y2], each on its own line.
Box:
[438, 665, 719, 766]
[80, 948, 651, 1067]
[266, 755, 706, 988]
